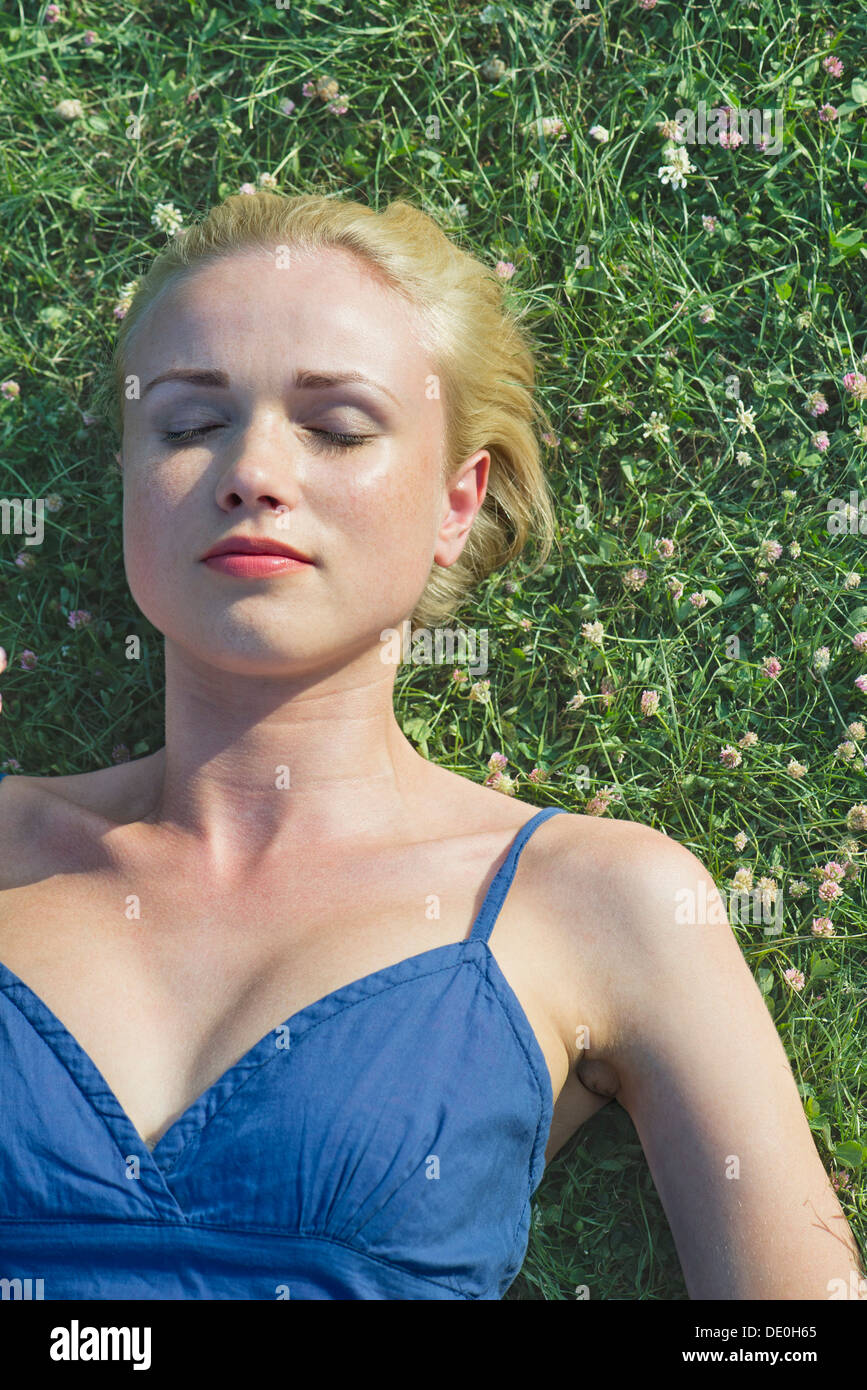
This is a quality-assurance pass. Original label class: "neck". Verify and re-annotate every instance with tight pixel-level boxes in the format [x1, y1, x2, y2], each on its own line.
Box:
[139, 637, 429, 879]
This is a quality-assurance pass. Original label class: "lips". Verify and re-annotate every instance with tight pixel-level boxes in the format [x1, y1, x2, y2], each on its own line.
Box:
[201, 535, 315, 578]
[204, 552, 312, 577]
[201, 536, 313, 563]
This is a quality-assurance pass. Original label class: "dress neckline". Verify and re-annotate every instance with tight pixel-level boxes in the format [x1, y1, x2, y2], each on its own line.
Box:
[0, 807, 566, 1183]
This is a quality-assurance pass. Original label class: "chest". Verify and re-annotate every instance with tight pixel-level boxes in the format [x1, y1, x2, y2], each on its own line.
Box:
[0, 849, 589, 1154]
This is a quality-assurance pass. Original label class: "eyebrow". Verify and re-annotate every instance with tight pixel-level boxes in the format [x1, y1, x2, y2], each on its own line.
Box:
[142, 367, 401, 406]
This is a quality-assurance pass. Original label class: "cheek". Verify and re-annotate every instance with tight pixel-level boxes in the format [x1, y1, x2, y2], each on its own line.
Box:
[320, 455, 441, 613]
[334, 446, 441, 545]
[122, 469, 184, 593]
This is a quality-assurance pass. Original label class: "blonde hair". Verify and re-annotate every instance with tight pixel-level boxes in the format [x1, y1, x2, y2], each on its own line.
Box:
[93, 190, 560, 631]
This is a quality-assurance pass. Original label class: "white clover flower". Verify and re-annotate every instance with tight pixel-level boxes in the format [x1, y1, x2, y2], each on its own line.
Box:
[656, 117, 685, 142]
[113, 279, 139, 318]
[54, 99, 85, 120]
[539, 116, 566, 140]
[151, 202, 184, 235]
[728, 400, 757, 433]
[671, 145, 695, 172]
[642, 411, 670, 443]
[657, 142, 695, 189]
[589, 124, 610, 143]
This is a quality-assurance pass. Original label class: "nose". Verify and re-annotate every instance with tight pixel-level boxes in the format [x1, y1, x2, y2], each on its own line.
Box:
[213, 411, 302, 518]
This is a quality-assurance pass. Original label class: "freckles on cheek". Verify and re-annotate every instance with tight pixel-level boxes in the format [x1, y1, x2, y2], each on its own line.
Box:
[385, 442, 441, 513]
[330, 463, 437, 594]
[336, 449, 432, 531]
[123, 479, 178, 584]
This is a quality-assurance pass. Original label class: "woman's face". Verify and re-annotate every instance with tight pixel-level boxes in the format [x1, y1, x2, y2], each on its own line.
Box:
[119, 245, 487, 677]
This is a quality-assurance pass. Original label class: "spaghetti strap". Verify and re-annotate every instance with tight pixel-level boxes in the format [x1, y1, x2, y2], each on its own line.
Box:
[469, 806, 567, 945]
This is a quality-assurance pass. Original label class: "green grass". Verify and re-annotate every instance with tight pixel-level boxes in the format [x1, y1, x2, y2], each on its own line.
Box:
[1, 0, 866, 1299]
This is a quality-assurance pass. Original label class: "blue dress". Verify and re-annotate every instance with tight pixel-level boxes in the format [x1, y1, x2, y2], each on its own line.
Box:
[0, 773, 566, 1300]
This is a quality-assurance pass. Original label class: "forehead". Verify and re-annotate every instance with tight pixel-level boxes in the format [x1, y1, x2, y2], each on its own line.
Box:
[135, 246, 429, 388]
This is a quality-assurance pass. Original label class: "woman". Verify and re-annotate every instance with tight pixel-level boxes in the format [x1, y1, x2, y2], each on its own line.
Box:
[0, 191, 862, 1301]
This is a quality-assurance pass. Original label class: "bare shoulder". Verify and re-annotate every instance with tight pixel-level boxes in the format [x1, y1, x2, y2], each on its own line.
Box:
[547, 810, 692, 879]
[0, 758, 159, 892]
[544, 812, 707, 944]
[529, 810, 687, 929]
[532, 813, 712, 1059]
[0, 772, 56, 890]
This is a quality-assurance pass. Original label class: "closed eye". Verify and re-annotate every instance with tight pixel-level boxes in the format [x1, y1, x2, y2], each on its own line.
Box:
[161, 426, 371, 449]
[306, 429, 371, 450]
[162, 425, 222, 444]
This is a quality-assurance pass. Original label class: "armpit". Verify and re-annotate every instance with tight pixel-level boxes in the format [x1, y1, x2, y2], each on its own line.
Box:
[576, 1055, 621, 1099]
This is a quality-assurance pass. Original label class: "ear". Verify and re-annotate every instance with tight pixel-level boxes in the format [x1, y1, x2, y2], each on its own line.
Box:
[433, 450, 490, 569]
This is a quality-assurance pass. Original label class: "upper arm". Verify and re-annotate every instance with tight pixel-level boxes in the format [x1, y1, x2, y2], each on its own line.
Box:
[571, 821, 866, 1300]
